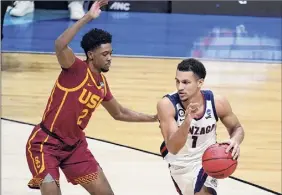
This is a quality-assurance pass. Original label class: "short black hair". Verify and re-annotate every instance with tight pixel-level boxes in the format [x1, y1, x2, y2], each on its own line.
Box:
[177, 58, 206, 79]
[80, 28, 112, 55]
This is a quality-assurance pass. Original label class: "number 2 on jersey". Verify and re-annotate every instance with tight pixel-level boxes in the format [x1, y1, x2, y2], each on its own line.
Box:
[192, 136, 198, 148]
[77, 109, 88, 125]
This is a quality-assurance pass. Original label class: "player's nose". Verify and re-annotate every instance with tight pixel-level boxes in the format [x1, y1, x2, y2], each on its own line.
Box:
[108, 55, 112, 61]
[178, 83, 185, 90]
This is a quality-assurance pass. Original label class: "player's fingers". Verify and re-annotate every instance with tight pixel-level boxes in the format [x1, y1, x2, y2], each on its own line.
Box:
[186, 107, 193, 114]
[189, 104, 199, 111]
[99, 0, 108, 7]
[225, 141, 233, 153]
[233, 147, 240, 160]
[231, 144, 238, 157]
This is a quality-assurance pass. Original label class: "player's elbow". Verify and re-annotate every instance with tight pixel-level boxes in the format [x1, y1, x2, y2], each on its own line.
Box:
[166, 143, 181, 155]
[54, 39, 67, 53]
[168, 147, 179, 155]
[112, 113, 122, 121]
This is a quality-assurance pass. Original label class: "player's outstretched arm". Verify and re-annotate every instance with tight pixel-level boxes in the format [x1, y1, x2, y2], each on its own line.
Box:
[215, 95, 245, 160]
[157, 98, 196, 155]
[102, 98, 158, 122]
[55, 0, 108, 69]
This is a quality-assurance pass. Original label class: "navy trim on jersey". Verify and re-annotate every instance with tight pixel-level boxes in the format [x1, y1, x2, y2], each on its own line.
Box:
[194, 168, 217, 195]
[164, 90, 218, 122]
[207, 90, 218, 121]
[194, 168, 208, 193]
[163, 93, 182, 121]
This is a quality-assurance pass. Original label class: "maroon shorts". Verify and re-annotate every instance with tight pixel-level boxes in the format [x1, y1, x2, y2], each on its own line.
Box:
[26, 124, 99, 189]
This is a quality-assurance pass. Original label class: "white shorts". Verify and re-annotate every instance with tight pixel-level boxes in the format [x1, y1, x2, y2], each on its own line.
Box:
[169, 163, 218, 195]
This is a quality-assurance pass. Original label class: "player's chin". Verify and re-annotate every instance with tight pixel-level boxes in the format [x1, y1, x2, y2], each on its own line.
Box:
[179, 94, 188, 101]
[180, 96, 189, 102]
[101, 67, 110, 73]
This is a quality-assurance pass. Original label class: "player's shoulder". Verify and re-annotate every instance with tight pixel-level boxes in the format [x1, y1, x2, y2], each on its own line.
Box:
[62, 56, 87, 72]
[212, 93, 232, 117]
[202, 89, 227, 103]
[73, 56, 88, 67]
[157, 96, 175, 115]
[213, 94, 229, 106]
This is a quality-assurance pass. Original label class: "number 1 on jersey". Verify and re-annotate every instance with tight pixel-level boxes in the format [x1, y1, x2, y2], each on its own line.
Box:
[192, 136, 198, 148]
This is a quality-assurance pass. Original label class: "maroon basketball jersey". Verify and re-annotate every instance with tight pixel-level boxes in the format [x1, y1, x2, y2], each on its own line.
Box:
[41, 57, 113, 145]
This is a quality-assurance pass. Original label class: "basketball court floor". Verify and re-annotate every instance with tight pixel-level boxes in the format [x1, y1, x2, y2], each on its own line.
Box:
[1, 8, 281, 195]
[1, 118, 279, 195]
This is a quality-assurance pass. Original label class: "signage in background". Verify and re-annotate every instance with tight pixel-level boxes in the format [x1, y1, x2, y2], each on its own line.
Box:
[190, 24, 281, 62]
[171, 1, 282, 17]
[106, 1, 170, 13]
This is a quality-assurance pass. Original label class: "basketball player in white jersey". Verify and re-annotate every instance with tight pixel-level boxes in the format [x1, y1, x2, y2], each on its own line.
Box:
[157, 58, 245, 195]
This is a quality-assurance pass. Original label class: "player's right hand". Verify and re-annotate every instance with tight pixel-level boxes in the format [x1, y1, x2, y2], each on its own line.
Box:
[185, 103, 200, 121]
[87, 0, 109, 19]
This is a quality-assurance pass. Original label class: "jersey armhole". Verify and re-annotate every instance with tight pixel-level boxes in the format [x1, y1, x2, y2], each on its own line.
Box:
[57, 57, 88, 91]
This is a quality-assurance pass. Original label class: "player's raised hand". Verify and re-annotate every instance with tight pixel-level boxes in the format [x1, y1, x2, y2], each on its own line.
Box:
[185, 103, 200, 121]
[87, 0, 109, 19]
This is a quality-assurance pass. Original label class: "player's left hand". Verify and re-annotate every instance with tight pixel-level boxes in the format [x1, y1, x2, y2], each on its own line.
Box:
[220, 139, 240, 160]
[87, 0, 109, 19]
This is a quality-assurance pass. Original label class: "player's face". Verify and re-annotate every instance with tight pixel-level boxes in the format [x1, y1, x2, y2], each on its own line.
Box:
[175, 70, 204, 102]
[90, 43, 113, 73]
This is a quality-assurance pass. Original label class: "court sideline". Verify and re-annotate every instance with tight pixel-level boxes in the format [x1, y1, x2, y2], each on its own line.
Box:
[1, 118, 279, 195]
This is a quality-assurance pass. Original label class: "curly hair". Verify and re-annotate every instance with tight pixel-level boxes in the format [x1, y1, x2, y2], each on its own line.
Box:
[80, 28, 112, 55]
[177, 58, 206, 79]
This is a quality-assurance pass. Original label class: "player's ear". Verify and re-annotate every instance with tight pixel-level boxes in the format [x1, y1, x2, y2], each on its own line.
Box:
[87, 51, 93, 60]
[198, 79, 204, 88]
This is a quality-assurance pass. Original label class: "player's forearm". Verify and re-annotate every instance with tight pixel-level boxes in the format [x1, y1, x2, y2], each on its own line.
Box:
[230, 126, 245, 144]
[167, 119, 191, 155]
[114, 107, 156, 122]
[55, 14, 92, 52]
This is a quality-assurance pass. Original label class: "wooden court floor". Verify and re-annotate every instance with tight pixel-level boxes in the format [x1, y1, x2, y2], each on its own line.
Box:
[1, 53, 281, 193]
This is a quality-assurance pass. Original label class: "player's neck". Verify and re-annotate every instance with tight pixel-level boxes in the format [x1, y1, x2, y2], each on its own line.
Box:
[182, 91, 204, 108]
[87, 61, 101, 75]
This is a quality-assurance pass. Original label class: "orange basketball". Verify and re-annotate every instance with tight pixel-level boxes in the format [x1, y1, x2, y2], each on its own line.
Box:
[202, 143, 238, 179]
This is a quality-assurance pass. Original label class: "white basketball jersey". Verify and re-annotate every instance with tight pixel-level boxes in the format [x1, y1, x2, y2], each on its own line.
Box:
[160, 90, 218, 167]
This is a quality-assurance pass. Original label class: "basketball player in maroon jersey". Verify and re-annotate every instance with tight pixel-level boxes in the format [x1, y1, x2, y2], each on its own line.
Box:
[25, 0, 157, 194]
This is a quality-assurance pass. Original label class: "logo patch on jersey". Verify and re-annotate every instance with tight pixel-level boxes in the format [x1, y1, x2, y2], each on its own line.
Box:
[179, 108, 185, 117]
[99, 82, 105, 87]
[205, 109, 212, 119]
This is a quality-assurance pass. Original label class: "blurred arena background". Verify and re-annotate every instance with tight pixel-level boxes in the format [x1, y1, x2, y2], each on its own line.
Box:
[1, 1, 281, 195]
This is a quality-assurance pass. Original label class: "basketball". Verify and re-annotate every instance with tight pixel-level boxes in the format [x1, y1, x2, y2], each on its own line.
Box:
[202, 143, 238, 179]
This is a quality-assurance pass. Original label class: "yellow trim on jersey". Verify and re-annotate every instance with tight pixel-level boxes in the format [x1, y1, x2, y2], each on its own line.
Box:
[101, 74, 107, 96]
[87, 68, 102, 89]
[38, 134, 49, 174]
[27, 128, 41, 175]
[42, 84, 56, 121]
[56, 73, 89, 92]
[38, 91, 68, 174]
[50, 91, 68, 132]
